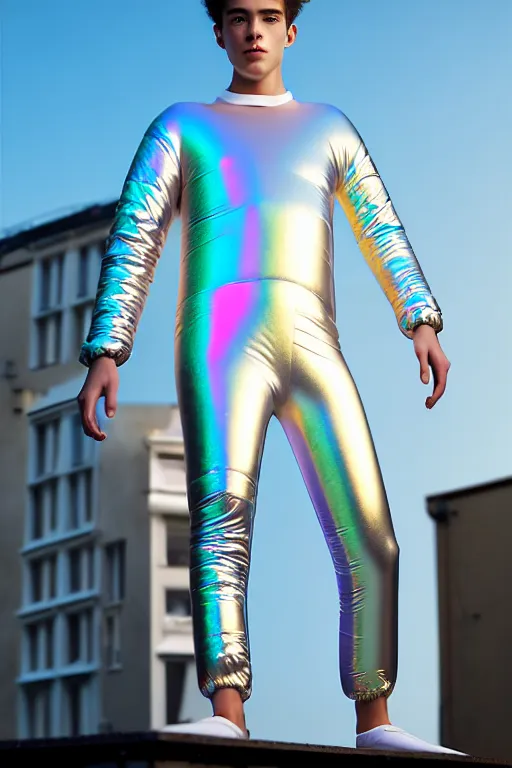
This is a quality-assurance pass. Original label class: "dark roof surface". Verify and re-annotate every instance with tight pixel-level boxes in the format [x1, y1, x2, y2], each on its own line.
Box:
[0, 730, 494, 767]
[0, 201, 117, 259]
[427, 475, 512, 507]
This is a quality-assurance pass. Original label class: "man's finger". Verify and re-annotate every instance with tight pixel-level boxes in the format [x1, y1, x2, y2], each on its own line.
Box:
[105, 379, 118, 419]
[417, 348, 430, 385]
[426, 362, 448, 409]
[79, 393, 106, 440]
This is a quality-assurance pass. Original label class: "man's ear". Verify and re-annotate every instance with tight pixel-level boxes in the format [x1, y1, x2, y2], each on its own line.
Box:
[214, 24, 225, 49]
[285, 23, 298, 48]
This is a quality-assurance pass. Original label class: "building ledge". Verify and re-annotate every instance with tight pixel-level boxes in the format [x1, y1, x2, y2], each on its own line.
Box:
[0, 731, 489, 767]
[156, 632, 194, 657]
[148, 490, 188, 515]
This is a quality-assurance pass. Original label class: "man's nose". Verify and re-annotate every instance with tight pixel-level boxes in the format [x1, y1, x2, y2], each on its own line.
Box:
[246, 23, 263, 41]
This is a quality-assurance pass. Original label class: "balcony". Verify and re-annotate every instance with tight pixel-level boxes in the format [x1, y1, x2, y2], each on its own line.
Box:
[156, 615, 194, 658]
[147, 409, 188, 518]
[162, 615, 192, 635]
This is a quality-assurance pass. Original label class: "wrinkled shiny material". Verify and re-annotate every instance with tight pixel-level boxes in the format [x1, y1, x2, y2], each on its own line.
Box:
[80, 99, 442, 702]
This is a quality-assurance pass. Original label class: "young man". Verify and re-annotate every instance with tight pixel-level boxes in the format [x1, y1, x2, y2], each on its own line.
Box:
[78, 0, 461, 754]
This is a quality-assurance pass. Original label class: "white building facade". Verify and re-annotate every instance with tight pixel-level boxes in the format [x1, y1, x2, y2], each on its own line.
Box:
[0, 204, 206, 739]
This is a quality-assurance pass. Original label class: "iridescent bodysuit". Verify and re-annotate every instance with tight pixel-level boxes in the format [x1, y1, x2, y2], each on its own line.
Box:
[80, 91, 442, 703]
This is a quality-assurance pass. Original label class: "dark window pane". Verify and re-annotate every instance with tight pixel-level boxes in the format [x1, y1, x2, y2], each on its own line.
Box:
[165, 590, 191, 617]
[69, 549, 81, 592]
[32, 487, 44, 539]
[48, 555, 57, 599]
[86, 546, 94, 590]
[40, 260, 51, 310]
[30, 560, 43, 602]
[69, 475, 79, 528]
[28, 625, 38, 671]
[68, 614, 80, 663]
[78, 247, 89, 298]
[84, 470, 92, 521]
[49, 479, 58, 531]
[45, 620, 54, 668]
[36, 425, 46, 476]
[56, 254, 64, 305]
[26, 683, 52, 739]
[67, 678, 82, 736]
[85, 610, 93, 662]
[54, 313, 62, 365]
[166, 521, 190, 566]
[165, 661, 186, 725]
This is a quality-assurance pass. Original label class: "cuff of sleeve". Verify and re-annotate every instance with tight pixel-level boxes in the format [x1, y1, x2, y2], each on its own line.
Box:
[400, 302, 443, 339]
[79, 340, 131, 368]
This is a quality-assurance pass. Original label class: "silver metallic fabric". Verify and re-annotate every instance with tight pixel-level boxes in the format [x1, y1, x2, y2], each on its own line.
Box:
[81, 99, 442, 702]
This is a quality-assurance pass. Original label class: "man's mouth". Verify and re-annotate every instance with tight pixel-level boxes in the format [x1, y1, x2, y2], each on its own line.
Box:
[245, 46, 266, 54]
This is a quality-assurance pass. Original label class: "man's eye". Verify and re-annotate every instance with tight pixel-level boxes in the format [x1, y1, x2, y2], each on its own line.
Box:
[264, 16, 279, 22]
[232, 16, 246, 24]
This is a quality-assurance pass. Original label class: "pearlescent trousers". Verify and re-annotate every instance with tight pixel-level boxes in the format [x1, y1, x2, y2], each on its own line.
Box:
[175, 279, 399, 703]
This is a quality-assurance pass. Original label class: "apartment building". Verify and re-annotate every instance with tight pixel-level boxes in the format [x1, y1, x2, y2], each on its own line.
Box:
[0, 205, 206, 739]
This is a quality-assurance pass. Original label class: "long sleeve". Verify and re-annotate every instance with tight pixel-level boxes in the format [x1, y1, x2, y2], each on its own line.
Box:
[334, 112, 442, 338]
[79, 109, 182, 367]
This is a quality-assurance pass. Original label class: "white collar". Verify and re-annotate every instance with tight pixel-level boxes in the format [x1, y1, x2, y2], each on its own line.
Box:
[216, 89, 294, 107]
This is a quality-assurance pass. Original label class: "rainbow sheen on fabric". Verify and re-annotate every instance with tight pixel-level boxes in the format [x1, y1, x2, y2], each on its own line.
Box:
[80, 100, 441, 369]
[80, 99, 441, 702]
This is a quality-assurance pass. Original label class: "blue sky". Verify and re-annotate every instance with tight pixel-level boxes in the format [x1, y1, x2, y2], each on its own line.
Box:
[3, 0, 512, 749]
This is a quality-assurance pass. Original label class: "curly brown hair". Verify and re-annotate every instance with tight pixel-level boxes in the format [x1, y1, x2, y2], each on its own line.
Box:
[202, 0, 310, 28]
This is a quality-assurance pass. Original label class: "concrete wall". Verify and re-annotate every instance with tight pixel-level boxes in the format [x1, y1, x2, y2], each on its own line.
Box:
[428, 479, 512, 761]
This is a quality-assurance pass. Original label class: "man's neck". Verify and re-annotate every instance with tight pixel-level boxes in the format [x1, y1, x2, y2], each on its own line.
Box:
[228, 71, 287, 97]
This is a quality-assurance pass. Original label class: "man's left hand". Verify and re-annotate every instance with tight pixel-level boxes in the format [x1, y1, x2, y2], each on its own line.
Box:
[413, 324, 451, 409]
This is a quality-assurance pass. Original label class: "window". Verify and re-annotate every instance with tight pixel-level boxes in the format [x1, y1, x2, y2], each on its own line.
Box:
[25, 682, 52, 738]
[105, 542, 125, 604]
[25, 619, 54, 672]
[77, 242, 103, 300]
[66, 609, 94, 665]
[71, 412, 89, 467]
[77, 247, 89, 299]
[156, 452, 185, 490]
[64, 675, 92, 736]
[28, 555, 57, 604]
[35, 419, 60, 477]
[74, 303, 93, 360]
[166, 519, 190, 567]
[34, 254, 64, 368]
[30, 559, 43, 603]
[165, 590, 191, 617]
[67, 470, 93, 530]
[105, 611, 121, 669]
[69, 549, 81, 592]
[74, 241, 103, 359]
[67, 545, 95, 594]
[165, 660, 186, 726]
[30, 479, 58, 540]
[27, 624, 38, 671]
[67, 414, 93, 530]
[39, 255, 63, 310]
[36, 315, 63, 368]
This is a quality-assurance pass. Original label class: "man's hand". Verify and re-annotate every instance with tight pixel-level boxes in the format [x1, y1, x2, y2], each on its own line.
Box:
[77, 356, 119, 440]
[413, 324, 450, 409]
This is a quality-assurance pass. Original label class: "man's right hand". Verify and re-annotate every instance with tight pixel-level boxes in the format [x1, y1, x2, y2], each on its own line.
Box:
[77, 356, 119, 441]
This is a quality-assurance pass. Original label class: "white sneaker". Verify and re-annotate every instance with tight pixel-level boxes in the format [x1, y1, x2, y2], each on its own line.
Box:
[356, 725, 467, 755]
[161, 715, 246, 739]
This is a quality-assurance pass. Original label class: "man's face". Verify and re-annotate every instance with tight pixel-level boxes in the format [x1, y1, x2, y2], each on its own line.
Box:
[216, 0, 295, 82]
